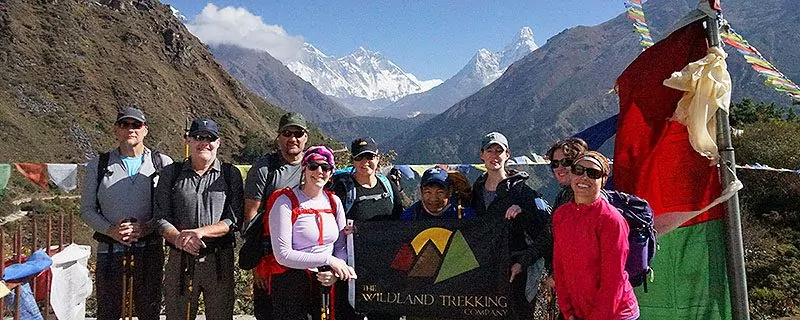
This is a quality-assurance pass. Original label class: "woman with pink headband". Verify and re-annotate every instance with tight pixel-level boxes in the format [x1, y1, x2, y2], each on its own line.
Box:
[263, 145, 354, 319]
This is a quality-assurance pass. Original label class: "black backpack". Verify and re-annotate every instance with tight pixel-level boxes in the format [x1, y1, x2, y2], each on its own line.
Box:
[238, 154, 284, 270]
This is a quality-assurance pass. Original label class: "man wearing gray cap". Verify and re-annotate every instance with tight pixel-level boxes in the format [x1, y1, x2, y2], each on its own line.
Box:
[240, 112, 308, 319]
[154, 117, 243, 319]
[81, 107, 173, 320]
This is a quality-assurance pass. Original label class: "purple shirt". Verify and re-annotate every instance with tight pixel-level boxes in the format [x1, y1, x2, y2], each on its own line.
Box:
[269, 186, 347, 269]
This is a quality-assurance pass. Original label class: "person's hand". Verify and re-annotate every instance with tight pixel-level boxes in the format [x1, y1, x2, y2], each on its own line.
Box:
[568, 316, 580, 320]
[177, 229, 206, 256]
[544, 275, 555, 289]
[328, 257, 354, 281]
[389, 168, 402, 186]
[505, 205, 522, 220]
[107, 218, 136, 246]
[509, 263, 522, 283]
[128, 220, 146, 242]
[317, 270, 336, 287]
[343, 224, 355, 235]
[253, 270, 268, 289]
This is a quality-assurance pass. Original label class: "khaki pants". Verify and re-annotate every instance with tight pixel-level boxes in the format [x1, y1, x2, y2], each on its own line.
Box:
[164, 247, 235, 320]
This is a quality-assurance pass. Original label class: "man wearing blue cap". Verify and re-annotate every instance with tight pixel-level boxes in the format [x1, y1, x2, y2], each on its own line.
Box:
[154, 117, 243, 320]
[401, 167, 476, 220]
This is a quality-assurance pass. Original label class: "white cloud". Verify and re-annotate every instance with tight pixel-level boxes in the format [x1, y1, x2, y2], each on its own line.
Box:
[185, 3, 304, 62]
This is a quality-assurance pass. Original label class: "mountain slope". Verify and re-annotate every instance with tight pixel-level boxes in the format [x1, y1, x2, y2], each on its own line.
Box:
[318, 114, 435, 147]
[209, 44, 353, 123]
[392, 0, 800, 163]
[379, 27, 539, 118]
[0, 0, 334, 163]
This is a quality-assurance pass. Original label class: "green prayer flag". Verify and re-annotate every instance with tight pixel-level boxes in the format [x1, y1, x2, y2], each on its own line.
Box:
[636, 219, 732, 319]
[0, 164, 10, 197]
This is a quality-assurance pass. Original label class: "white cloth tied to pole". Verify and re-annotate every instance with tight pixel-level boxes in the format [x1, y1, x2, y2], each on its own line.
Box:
[50, 244, 92, 320]
[46, 164, 78, 192]
[663, 46, 732, 161]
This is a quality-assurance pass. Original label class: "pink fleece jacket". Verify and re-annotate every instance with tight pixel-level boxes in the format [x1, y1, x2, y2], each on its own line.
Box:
[553, 197, 639, 320]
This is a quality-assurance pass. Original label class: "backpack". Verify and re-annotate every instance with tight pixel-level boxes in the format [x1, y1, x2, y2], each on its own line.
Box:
[238, 155, 285, 270]
[331, 167, 394, 213]
[603, 190, 657, 291]
[254, 187, 338, 292]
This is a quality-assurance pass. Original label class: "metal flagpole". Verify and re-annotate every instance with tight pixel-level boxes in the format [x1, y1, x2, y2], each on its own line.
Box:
[705, 11, 751, 320]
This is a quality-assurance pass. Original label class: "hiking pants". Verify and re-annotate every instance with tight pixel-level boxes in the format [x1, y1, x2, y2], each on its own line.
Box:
[510, 268, 535, 320]
[95, 244, 164, 320]
[270, 268, 331, 320]
[253, 283, 274, 320]
[164, 247, 235, 320]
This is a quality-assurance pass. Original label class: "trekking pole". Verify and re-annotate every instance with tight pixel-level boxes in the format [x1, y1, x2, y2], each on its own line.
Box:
[184, 118, 190, 161]
[121, 218, 137, 320]
[182, 252, 196, 320]
[318, 265, 332, 320]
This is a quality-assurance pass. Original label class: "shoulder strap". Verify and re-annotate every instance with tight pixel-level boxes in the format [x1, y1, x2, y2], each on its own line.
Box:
[325, 190, 338, 217]
[222, 163, 233, 191]
[376, 173, 395, 205]
[96, 152, 110, 191]
[152, 150, 164, 173]
[95, 152, 110, 213]
[262, 187, 298, 236]
[341, 174, 356, 213]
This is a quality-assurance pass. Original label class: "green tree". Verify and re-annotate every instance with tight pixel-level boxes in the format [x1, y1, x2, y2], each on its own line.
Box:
[730, 99, 800, 319]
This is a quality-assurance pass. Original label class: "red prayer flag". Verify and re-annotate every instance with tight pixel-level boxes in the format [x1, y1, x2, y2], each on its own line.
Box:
[13, 163, 49, 191]
[614, 20, 724, 227]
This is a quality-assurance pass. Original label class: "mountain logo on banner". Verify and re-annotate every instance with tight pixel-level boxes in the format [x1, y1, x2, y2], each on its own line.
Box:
[390, 227, 479, 283]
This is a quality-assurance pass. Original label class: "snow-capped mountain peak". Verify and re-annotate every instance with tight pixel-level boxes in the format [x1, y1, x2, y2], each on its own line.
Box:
[377, 26, 538, 118]
[500, 26, 539, 68]
[286, 45, 441, 102]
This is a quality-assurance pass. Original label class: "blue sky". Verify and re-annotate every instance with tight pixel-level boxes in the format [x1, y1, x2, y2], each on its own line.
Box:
[165, 1, 625, 80]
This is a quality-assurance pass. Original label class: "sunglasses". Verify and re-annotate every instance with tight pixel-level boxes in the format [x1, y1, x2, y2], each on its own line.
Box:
[571, 164, 606, 179]
[550, 158, 573, 169]
[189, 134, 218, 142]
[116, 120, 144, 129]
[280, 130, 306, 138]
[307, 162, 333, 172]
[353, 153, 377, 161]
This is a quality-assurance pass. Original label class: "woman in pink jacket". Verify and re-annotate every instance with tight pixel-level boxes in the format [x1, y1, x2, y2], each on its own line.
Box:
[552, 151, 639, 320]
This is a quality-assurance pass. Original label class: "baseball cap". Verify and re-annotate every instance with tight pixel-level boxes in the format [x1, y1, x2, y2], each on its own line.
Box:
[188, 118, 221, 138]
[116, 107, 147, 123]
[351, 137, 379, 158]
[481, 132, 509, 151]
[278, 112, 308, 132]
[421, 167, 449, 188]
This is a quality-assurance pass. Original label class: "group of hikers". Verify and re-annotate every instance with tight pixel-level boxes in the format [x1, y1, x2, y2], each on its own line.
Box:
[81, 107, 641, 320]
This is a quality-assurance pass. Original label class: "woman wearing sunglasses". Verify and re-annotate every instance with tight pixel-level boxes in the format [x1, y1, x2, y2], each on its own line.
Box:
[552, 151, 639, 320]
[266, 146, 354, 319]
[545, 138, 588, 211]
